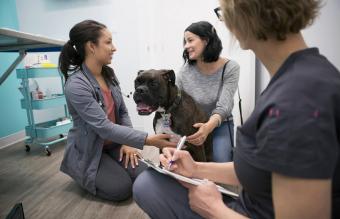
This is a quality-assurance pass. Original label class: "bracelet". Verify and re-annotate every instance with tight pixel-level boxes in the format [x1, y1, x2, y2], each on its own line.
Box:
[215, 117, 222, 127]
[210, 114, 222, 127]
[144, 133, 149, 145]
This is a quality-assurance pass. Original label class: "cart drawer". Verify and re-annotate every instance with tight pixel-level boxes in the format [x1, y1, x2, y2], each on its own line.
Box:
[25, 119, 72, 139]
[16, 68, 62, 78]
[21, 95, 66, 109]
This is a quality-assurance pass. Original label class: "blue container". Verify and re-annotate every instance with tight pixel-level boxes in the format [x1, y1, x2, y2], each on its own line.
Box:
[21, 95, 66, 109]
[25, 119, 72, 139]
[16, 67, 61, 78]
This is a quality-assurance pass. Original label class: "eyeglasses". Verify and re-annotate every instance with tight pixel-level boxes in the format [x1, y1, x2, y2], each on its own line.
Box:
[214, 7, 223, 21]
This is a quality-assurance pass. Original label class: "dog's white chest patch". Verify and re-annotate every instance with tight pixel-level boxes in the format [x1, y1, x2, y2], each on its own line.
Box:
[155, 113, 181, 142]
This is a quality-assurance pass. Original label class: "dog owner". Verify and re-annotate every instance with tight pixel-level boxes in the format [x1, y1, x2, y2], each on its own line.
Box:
[58, 20, 176, 201]
[177, 21, 240, 162]
[133, 0, 340, 218]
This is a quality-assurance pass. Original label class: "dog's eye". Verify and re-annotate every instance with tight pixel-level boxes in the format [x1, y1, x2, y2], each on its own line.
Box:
[149, 81, 158, 88]
[135, 78, 143, 85]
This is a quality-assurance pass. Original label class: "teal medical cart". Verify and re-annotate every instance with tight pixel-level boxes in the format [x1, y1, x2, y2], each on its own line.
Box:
[0, 28, 71, 156]
[16, 68, 72, 156]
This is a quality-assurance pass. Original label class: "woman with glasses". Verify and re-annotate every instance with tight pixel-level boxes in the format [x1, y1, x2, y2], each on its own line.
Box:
[178, 21, 240, 162]
[133, 0, 340, 218]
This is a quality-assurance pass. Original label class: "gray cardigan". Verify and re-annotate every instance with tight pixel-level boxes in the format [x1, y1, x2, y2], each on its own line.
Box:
[60, 63, 147, 194]
[176, 60, 240, 121]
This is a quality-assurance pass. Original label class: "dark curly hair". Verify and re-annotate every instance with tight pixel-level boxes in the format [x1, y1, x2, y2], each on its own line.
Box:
[219, 0, 321, 41]
[182, 21, 223, 65]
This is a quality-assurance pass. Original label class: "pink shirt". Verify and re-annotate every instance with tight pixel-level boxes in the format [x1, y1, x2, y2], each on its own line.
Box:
[101, 88, 115, 146]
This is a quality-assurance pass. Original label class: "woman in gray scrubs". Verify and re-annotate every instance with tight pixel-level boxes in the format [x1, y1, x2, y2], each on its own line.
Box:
[58, 20, 176, 201]
[133, 0, 340, 218]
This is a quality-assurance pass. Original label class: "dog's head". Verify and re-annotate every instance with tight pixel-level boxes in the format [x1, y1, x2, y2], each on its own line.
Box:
[133, 69, 176, 115]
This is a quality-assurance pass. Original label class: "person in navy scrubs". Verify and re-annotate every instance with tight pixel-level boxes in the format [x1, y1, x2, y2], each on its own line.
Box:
[133, 0, 340, 218]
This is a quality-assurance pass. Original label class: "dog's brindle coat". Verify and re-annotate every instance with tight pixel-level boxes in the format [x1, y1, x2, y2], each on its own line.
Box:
[133, 69, 212, 162]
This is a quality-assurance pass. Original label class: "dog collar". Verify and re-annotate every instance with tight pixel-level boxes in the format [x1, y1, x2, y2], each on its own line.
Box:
[161, 113, 171, 128]
[166, 89, 181, 114]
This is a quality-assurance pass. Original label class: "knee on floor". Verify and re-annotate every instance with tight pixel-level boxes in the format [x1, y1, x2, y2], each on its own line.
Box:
[98, 181, 133, 201]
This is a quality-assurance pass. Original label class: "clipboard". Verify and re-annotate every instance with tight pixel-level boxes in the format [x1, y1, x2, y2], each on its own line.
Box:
[139, 158, 239, 198]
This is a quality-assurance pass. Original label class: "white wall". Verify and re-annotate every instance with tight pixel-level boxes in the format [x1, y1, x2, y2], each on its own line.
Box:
[256, 0, 340, 94]
[16, 0, 255, 133]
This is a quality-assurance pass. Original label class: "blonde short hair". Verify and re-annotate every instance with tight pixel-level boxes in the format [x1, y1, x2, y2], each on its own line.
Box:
[219, 0, 321, 41]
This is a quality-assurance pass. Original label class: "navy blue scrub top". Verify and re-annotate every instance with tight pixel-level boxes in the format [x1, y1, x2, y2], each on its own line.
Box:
[233, 48, 340, 219]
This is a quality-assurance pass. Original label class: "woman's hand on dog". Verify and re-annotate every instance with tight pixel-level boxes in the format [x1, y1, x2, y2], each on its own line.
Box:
[187, 123, 210, 145]
[188, 115, 221, 145]
[119, 145, 141, 168]
[160, 147, 198, 178]
[145, 134, 178, 148]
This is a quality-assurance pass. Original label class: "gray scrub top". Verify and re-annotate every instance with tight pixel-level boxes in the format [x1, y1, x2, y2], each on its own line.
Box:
[60, 63, 147, 195]
[233, 48, 340, 218]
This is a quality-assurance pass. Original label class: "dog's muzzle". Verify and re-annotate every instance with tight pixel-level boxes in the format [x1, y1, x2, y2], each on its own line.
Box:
[133, 87, 158, 115]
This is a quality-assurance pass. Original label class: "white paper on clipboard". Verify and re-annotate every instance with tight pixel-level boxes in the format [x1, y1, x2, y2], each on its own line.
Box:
[139, 158, 239, 198]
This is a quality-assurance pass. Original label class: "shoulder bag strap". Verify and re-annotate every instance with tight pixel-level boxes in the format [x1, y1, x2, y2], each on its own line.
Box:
[217, 60, 243, 125]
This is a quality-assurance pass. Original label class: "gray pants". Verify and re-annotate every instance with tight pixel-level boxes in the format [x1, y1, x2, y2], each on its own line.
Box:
[133, 169, 247, 219]
[95, 146, 147, 201]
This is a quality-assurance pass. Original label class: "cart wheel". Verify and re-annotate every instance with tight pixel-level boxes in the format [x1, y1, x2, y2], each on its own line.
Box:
[25, 145, 31, 152]
[45, 148, 52, 156]
[59, 134, 64, 138]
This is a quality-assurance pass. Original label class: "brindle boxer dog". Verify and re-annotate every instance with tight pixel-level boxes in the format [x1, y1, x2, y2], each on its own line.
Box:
[133, 69, 212, 162]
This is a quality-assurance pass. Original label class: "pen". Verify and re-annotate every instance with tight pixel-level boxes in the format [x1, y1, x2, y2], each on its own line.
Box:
[168, 136, 187, 169]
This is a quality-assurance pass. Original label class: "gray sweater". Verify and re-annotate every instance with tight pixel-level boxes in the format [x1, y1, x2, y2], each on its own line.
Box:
[176, 60, 240, 121]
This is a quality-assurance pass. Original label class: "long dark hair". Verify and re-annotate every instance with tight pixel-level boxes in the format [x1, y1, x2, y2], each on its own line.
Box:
[59, 20, 117, 84]
[182, 21, 223, 65]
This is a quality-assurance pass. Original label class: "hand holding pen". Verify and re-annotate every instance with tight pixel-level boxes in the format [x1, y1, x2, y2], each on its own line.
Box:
[160, 145, 197, 178]
[168, 136, 187, 169]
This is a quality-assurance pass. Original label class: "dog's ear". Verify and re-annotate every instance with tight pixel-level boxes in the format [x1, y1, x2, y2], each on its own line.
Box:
[137, 70, 144, 76]
[162, 70, 176, 86]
